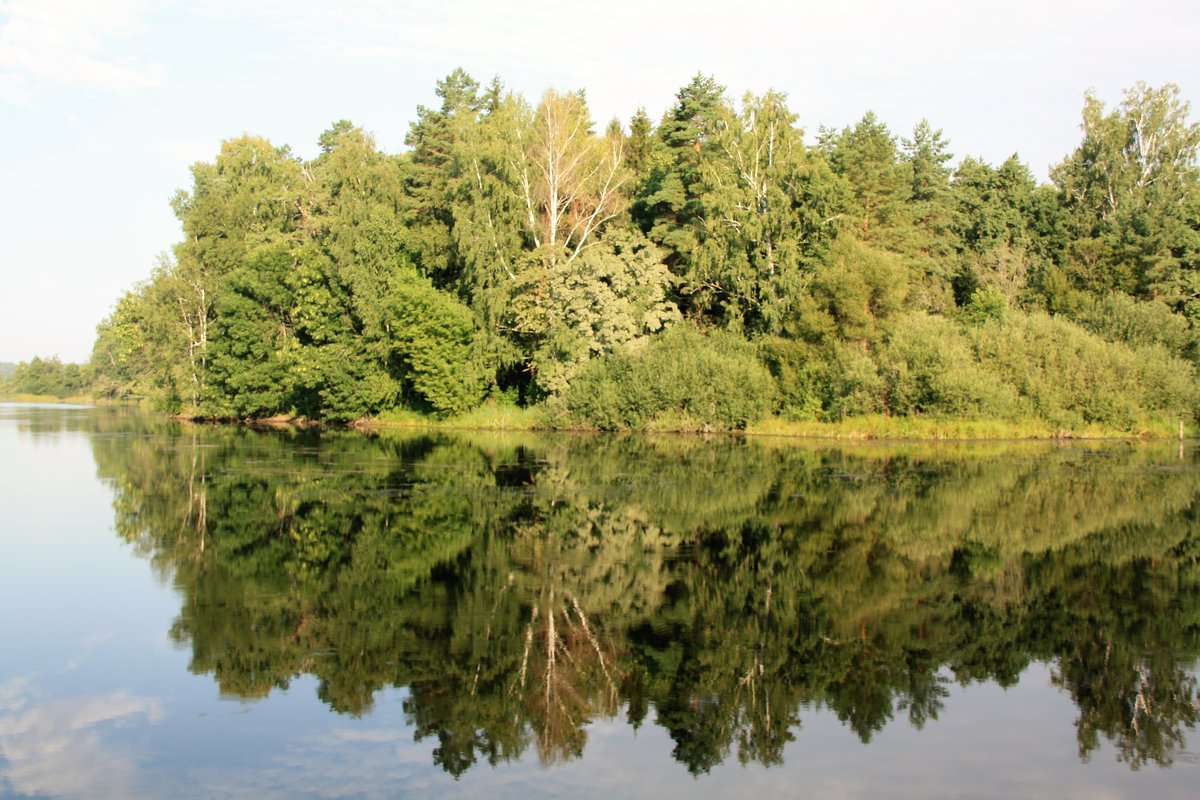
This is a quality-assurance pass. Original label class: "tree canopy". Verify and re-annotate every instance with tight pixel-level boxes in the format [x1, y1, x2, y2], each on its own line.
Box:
[85, 73, 1200, 432]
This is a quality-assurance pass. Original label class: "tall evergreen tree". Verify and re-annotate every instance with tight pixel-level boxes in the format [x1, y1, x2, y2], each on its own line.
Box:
[821, 112, 911, 241]
[633, 74, 729, 270]
[626, 107, 656, 183]
[402, 68, 489, 286]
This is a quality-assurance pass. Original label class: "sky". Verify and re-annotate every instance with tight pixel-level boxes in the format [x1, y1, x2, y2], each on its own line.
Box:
[0, 0, 1197, 364]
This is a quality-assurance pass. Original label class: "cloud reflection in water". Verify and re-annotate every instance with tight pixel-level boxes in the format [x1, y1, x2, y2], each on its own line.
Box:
[0, 677, 164, 799]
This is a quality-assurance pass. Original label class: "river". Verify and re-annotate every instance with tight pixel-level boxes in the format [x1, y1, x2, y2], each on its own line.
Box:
[1, 402, 1198, 798]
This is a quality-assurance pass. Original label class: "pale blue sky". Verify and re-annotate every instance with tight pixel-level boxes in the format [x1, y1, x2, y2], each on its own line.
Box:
[1, 0, 1196, 363]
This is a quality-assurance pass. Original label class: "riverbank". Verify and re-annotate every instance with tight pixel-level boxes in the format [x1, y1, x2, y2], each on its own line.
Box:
[744, 414, 1191, 441]
[371, 404, 1192, 441]
[15, 394, 1189, 441]
[0, 392, 98, 405]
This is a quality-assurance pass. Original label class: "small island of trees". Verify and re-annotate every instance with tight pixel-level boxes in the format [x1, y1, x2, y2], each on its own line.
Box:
[10, 72, 1197, 435]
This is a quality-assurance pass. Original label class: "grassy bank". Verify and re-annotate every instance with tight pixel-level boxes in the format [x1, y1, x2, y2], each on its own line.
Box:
[371, 402, 545, 432]
[745, 414, 1192, 441]
[368, 403, 1191, 441]
[0, 392, 98, 405]
[45, 394, 1187, 441]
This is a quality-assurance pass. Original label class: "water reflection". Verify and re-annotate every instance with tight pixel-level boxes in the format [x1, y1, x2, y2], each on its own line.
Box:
[0, 677, 164, 799]
[81, 413, 1200, 775]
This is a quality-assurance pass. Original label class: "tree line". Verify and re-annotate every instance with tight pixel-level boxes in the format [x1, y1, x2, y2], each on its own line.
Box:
[0, 356, 88, 399]
[78, 71, 1200, 430]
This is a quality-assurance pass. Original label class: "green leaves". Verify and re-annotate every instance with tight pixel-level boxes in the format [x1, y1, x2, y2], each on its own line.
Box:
[382, 269, 486, 415]
[823, 111, 911, 239]
[634, 74, 727, 270]
[507, 228, 679, 397]
[803, 237, 908, 345]
[205, 244, 300, 418]
[564, 324, 775, 430]
[1053, 83, 1200, 299]
[0, 356, 88, 399]
[92, 75, 1200, 430]
[687, 90, 844, 333]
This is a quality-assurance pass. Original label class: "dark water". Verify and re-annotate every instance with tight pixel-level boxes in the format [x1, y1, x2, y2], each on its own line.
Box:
[2, 402, 1200, 798]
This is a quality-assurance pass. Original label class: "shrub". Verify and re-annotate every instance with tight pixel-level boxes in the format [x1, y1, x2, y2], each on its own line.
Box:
[969, 311, 1196, 429]
[1068, 292, 1198, 361]
[962, 285, 1008, 325]
[565, 325, 776, 430]
[804, 237, 908, 345]
[758, 337, 826, 420]
[824, 342, 888, 418]
[880, 312, 1020, 418]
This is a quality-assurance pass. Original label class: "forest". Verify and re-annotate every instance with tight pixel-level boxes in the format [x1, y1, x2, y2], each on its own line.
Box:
[21, 71, 1199, 431]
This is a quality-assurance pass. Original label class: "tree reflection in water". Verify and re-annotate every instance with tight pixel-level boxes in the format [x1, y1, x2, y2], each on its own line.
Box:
[87, 419, 1200, 775]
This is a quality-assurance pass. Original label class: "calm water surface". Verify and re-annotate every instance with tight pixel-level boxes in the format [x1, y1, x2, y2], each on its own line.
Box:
[2, 402, 1199, 798]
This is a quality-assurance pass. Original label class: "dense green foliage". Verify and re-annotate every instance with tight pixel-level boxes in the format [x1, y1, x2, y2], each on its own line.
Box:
[88, 416, 1200, 773]
[0, 356, 89, 398]
[89, 74, 1200, 430]
[562, 325, 775, 429]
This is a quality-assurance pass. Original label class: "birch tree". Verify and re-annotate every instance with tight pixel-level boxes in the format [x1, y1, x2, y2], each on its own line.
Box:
[454, 89, 671, 396]
[688, 90, 844, 333]
[1052, 83, 1200, 299]
[169, 136, 305, 409]
[511, 89, 628, 266]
